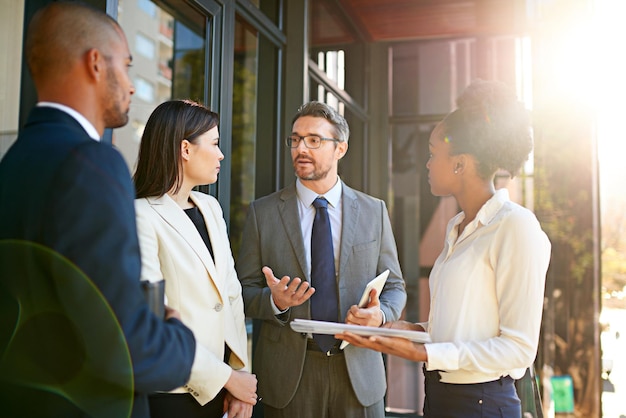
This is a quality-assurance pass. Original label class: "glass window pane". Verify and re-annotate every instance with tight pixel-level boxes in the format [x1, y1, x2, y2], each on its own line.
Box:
[247, 0, 281, 26]
[116, 0, 207, 171]
[309, 0, 365, 106]
[230, 15, 259, 258]
[0, 0, 24, 160]
[135, 32, 156, 59]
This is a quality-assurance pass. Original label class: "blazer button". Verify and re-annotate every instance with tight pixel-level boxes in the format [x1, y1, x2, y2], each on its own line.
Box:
[214, 303, 223, 312]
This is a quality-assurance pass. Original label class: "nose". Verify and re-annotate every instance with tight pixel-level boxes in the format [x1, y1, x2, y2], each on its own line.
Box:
[294, 138, 309, 151]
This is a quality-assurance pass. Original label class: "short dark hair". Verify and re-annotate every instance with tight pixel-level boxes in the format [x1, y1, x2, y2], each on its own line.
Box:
[25, 1, 121, 81]
[442, 80, 532, 179]
[292, 101, 350, 143]
[134, 100, 219, 198]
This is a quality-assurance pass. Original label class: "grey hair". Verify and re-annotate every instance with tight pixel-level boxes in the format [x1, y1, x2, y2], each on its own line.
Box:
[292, 101, 350, 143]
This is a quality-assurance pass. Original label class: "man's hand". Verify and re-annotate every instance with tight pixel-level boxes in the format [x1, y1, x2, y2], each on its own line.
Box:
[164, 306, 181, 321]
[262, 266, 315, 311]
[345, 288, 384, 327]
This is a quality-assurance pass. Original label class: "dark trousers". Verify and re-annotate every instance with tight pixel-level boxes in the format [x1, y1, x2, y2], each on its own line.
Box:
[148, 390, 226, 418]
[263, 339, 384, 418]
[423, 369, 521, 418]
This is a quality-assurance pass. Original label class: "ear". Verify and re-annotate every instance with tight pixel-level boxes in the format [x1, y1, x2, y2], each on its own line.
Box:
[454, 155, 466, 174]
[84, 48, 104, 82]
[181, 139, 192, 161]
[336, 141, 348, 160]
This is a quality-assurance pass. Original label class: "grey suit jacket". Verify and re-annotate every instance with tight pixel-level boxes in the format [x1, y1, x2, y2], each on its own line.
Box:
[236, 182, 406, 409]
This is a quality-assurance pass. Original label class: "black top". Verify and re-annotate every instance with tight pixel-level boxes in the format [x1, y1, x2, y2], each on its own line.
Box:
[184, 206, 214, 259]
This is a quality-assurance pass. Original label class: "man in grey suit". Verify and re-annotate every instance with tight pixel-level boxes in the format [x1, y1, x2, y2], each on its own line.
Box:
[236, 101, 407, 418]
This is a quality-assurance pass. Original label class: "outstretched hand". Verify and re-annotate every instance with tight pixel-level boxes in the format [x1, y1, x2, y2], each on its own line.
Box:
[335, 321, 429, 362]
[262, 266, 315, 311]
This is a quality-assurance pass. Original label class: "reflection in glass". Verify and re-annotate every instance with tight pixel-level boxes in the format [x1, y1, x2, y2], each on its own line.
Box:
[115, 0, 207, 171]
[230, 15, 258, 259]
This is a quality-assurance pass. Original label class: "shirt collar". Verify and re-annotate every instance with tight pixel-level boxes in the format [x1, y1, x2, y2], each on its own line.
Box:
[296, 177, 342, 209]
[37, 102, 101, 141]
[476, 188, 510, 226]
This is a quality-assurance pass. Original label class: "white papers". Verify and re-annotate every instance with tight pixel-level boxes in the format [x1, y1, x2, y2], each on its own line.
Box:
[290, 318, 431, 343]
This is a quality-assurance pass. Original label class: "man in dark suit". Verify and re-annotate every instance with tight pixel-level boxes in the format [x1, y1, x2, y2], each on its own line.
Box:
[236, 101, 407, 417]
[0, 2, 196, 417]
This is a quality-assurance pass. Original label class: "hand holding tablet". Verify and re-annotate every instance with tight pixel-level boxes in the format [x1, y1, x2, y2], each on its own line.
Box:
[340, 269, 390, 349]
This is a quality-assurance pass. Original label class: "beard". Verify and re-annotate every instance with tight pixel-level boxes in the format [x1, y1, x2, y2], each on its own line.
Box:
[102, 67, 130, 129]
[293, 156, 332, 181]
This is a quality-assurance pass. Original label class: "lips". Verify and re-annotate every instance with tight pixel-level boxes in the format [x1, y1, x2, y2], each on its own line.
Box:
[295, 156, 313, 165]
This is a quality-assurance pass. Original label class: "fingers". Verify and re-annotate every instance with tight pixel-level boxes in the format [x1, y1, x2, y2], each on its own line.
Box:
[224, 370, 257, 404]
[263, 266, 315, 311]
[345, 302, 383, 327]
[227, 398, 255, 418]
[367, 288, 381, 307]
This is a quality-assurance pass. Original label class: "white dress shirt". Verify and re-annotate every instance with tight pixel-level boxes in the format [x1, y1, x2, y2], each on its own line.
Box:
[422, 188, 551, 384]
[270, 178, 342, 315]
[37, 102, 101, 141]
[295, 177, 343, 278]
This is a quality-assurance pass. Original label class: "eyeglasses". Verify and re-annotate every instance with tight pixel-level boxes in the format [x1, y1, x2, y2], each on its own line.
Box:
[285, 135, 341, 149]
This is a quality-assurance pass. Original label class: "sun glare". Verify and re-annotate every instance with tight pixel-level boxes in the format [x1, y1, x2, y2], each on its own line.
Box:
[595, 0, 626, 167]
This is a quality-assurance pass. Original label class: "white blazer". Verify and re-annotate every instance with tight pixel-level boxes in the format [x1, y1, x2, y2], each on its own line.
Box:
[135, 191, 249, 405]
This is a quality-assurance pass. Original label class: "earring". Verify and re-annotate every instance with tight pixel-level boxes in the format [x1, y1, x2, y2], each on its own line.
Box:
[454, 170, 458, 174]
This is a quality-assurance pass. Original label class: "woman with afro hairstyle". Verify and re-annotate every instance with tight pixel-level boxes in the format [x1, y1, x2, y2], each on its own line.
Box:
[337, 80, 551, 418]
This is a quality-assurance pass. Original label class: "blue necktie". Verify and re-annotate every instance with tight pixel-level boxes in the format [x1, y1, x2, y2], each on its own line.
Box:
[310, 197, 338, 352]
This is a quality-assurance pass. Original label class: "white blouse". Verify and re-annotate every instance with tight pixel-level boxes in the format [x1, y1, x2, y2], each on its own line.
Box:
[423, 188, 551, 384]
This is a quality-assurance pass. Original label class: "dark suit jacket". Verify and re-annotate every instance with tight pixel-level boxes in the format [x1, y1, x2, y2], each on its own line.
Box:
[0, 107, 196, 417]
[236, 182, 407, 409]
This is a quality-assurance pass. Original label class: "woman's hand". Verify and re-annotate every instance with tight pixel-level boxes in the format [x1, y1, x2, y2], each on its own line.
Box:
[223, 392, 254, 418]
[335, 320, 429, 362]
[383, 320, 425, 332]
[223, 370, 258, 405]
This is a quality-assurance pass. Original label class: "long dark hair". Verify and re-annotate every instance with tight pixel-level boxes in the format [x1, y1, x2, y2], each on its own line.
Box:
[133, 100, 219, 198]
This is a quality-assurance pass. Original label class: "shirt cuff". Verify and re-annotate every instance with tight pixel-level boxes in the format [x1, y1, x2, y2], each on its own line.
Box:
[270, 293, 289, 315]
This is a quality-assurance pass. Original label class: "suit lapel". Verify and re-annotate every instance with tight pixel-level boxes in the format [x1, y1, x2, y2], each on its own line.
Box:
[339, 184, 359, 275]
[147, 194, 222, 297]
[278, 186, 309, 281]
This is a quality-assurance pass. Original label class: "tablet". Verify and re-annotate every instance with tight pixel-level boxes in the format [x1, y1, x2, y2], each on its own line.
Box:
[357, 269, 390, 307]
[340, 269, 390, 349]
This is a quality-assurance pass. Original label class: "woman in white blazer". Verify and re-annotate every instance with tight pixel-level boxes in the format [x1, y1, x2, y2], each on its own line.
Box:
[133, 100, 257, 418]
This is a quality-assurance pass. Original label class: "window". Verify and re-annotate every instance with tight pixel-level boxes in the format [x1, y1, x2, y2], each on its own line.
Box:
[137, 0, 156, 18]
[115, 0, 208, 170]
[135, 33, 155, 59]
[134, 77, 155, 102]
